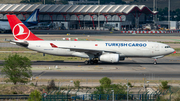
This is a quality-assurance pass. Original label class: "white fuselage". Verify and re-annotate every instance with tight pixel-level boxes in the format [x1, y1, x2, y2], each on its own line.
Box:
[26, 41, 174, 58]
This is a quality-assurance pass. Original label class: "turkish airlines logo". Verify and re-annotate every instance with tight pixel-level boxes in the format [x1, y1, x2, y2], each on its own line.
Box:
[13, 23, 30, 40]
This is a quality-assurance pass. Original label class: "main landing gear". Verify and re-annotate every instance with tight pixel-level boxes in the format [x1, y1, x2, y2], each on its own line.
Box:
[85, 59, 98, 65]
[153, 58, 157, 65]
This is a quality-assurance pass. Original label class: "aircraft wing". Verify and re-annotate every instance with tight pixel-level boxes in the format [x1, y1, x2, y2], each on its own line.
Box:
[50, 43, 120, 54]
[50, 43, 120, 55]
[58, 46, 120, 54]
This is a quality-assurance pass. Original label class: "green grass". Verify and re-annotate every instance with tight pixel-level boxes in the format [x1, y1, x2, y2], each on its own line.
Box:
[0, 53, 87, 61]
[0, 47, 179, 61]
[0, 52, 178, 61]
[0, 47, 31, 51]
[159, 42, 180, 44]
[175, 48, 180, 52]
[166, 53, 180, 57]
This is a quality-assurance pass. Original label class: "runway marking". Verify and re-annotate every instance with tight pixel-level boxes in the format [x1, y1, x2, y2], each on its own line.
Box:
[131, 67, 146, 71]
[39, 71, 46, 77]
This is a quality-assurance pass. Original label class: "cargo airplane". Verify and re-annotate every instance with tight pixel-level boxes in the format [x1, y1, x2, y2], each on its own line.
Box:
[6, 15, 175, 65]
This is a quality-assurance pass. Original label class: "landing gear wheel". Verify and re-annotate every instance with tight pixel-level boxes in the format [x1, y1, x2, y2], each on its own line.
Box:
[90, 60, 94, 65]
[94, 60, 98, 64]
[153, 61, 157, 65]
[85, 60, 89, 65]
[153, 59, 157, 65]
[85, 60, 98, 65]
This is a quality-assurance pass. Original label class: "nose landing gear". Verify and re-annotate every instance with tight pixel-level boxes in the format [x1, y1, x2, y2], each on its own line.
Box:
[153, 59, 157, 65]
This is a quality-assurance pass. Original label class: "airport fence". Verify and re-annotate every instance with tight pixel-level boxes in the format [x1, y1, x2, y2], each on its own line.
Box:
[41, 87, 179, 101]
[0, 87, 178, 101]
[0, 95, 29, 100]
[42, 90, 71, 101]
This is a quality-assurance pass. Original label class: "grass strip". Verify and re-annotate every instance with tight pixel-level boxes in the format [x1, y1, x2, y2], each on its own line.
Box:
[0, 53, 87, 61]
[158, 42, 180, 44]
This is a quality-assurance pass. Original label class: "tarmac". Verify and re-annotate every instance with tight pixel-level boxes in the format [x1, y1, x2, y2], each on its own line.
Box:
[0, 33, 180, 83]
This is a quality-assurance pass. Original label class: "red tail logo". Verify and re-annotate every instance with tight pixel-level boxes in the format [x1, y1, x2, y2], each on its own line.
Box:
[13, 23, 30, 40]
[50, 43, 58, 48]
[7, 15, 43, 41]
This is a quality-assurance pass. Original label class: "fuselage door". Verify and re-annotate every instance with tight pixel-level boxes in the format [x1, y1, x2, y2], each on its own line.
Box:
[155, 44, 159, 51]
[154, 44, 160, 55]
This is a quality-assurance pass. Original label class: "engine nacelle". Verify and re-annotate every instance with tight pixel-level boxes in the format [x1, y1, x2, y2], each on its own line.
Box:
[99, 53, 119, 63]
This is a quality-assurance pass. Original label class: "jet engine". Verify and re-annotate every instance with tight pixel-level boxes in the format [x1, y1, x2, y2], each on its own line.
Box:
[99, 53, 119, 63]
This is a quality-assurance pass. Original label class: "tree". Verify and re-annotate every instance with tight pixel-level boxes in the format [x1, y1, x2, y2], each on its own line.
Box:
[99, 77, 111, 88]
[28, 90, 41, 101]
[94, 77, 127, 100]
[74, 80, 80, 88]
[161, 81, 169, 89]
[47, 80, 56, 91]
[2, 54, 32, 85]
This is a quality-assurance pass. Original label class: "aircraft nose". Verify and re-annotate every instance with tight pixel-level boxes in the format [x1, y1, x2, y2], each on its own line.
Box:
[171, 48, 176, 53]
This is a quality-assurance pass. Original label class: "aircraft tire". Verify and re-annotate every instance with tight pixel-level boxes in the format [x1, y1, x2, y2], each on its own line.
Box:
[90, 60, 94, 65]
[85, 60, 89, 65]
[94, 60, 98, 64]
[153, 61, 157, 65]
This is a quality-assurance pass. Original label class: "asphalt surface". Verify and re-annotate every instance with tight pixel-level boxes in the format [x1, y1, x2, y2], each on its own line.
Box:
[31, 71, 180, 80]
[1, 30, 180, 80]
[1, 57, 180, 80]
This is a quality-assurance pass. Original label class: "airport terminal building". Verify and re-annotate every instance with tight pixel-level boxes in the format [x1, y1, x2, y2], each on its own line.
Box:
[0, 4, 157, 31]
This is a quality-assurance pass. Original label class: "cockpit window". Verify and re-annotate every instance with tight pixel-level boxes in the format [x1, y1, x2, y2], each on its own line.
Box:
[165, 46, 171, 48]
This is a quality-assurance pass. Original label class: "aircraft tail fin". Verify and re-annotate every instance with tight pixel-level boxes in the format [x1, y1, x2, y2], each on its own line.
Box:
[7, 15, 43, 41]
[25, 9, 39, 22]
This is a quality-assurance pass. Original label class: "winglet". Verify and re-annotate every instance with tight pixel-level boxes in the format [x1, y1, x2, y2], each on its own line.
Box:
[50, 43, 58, 48]
[6, 15, 43, 41]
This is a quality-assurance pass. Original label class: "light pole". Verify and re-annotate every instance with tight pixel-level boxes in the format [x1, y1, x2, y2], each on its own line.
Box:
[144, 78, 149, 92]
[98, 0, 100, 30]
[126, 79, 129, 101]
[147, 81, 149, 89]
[44, 0, 45, 4]
[153, 0, 155, 22]
[70, 80, 73, 87]
[153, 0, 156, 26]
[168, 0, 170, 30]
[143, 74, 146, 91]
[111, 90, 114, 101]
[58, 81, 60, 90]
[143, 78, 145, 91]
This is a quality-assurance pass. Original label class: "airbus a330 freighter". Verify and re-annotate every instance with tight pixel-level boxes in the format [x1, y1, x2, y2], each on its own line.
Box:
[7, 15, 175, 65]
